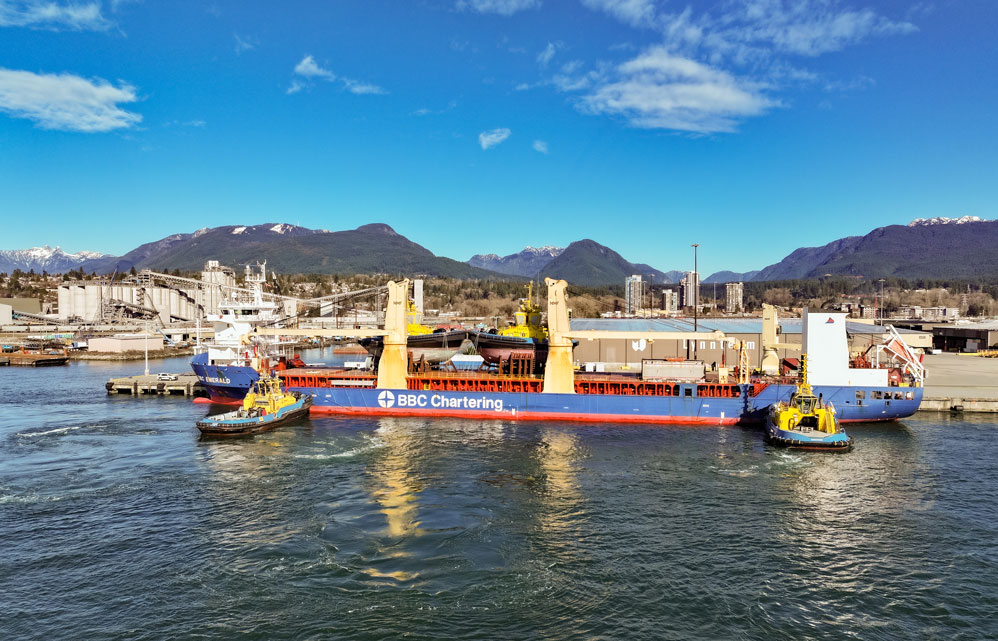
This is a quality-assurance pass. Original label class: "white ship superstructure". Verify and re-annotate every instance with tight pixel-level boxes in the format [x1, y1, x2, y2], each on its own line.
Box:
[197, 262, 296, 366]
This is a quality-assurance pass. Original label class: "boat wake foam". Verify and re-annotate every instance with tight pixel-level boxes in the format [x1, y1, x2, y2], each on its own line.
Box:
[17, 425, 86, 438]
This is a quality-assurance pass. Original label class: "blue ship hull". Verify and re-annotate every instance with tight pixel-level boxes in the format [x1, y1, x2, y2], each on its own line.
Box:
[190, 352, 259, 403]
[289, 382, 921, 424]
[765, 424, 853, 450]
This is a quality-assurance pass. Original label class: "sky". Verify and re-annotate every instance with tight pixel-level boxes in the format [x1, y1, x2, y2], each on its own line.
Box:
[0, 0, 996, 275]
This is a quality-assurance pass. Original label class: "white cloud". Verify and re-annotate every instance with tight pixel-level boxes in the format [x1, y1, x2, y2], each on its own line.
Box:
[288, 55, 386, 96]
[342, 78, 387, 95]
[0, 67, 140, 132]
[577, 46, 775, 133]
[558, 1, 917, 133]
[0, 0, 110, 30]
[580, 0, 658, 29]
[478, 127, 511, 149]
[532, 139, 548, 153]
[411, 100, 457, 116]
[656, 0, 916, 64]
[536, 42, 557, 66]
[456, 0, 539, 15]
[823, 74, 875, 92]
[294, 55, 335, 79]
[723, 0, 917, 57]
[233, 33, 256, 54]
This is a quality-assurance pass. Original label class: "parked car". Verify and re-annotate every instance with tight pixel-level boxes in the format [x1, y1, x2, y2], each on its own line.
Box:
[156, 373, 178, 381]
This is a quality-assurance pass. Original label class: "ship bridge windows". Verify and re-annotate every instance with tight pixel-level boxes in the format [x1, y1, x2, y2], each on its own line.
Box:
[856, 390, 866, 400]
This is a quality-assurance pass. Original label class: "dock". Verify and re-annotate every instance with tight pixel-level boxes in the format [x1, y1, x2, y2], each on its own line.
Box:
[106, 373, 205, 397]
[918, 352, 998, 414]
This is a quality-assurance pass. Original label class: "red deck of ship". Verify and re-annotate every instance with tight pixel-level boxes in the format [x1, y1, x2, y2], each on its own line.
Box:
[278, 368, 767, 398]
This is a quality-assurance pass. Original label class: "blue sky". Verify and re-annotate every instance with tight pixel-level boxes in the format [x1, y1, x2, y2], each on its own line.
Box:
[1, 0, 995, 275]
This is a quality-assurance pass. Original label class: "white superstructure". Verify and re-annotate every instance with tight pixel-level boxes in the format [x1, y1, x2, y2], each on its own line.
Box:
[802, 309, 888, 387]
[197, 262, 296, 366]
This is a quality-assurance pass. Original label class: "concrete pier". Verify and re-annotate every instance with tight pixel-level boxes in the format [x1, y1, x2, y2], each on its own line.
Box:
[106, 373, 204, 397]
[918, 353, 998, 414]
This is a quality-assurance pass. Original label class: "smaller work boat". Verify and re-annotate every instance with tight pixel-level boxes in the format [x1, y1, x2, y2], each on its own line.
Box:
[360, 301, 469, 366]
[471, 283, 550, 370]
[766, 354, 852, 451]
[196, 375, 312, 436]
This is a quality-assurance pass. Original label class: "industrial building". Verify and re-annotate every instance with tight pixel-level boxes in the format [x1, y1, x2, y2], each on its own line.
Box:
[568, 317, 931, 370]
[88, 334, 165, 353]
[55, 261, 298, 325]
[923, 321, 998, 352]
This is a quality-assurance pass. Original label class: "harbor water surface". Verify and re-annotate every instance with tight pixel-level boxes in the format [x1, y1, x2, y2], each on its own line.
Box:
[2, 353, 996, 640]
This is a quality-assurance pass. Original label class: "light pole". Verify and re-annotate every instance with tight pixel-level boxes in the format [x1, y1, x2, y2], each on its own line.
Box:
[879, 279, 886, 324]
[692, 243, 699, 359]
[144, 318, 150, 376]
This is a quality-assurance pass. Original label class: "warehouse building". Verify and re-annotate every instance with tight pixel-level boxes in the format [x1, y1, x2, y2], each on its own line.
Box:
[569, 317, 930, 370]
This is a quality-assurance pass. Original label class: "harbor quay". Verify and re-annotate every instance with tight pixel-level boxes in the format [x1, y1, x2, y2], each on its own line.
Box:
[918, 352, 998, 413]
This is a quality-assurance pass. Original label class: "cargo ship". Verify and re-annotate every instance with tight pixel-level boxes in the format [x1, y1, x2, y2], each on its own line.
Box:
[252, 279, 925, 425]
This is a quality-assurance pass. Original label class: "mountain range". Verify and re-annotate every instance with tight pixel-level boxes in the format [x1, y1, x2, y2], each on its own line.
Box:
[75, 223, 498, 279]
[736, 217, 997, 281]
[4, 216, 995, 285]
[0, 246, 104, 274]
[469, 242, 685, 286]
[469, 246, 564, 277]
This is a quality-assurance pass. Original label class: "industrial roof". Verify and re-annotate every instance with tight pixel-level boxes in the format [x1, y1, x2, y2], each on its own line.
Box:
[942, 321, 998, 331]
[571, 317, 924, 335]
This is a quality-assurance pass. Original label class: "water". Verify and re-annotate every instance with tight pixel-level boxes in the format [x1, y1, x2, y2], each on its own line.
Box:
[2, 352, 996, 640]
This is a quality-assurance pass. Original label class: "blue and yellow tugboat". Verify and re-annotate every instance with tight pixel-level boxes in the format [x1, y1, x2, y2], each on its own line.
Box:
[471, 282, 551, 368]
[196, 374, 312, 436]
[360, 300, 469, 366]
[766, 354, 852, 451]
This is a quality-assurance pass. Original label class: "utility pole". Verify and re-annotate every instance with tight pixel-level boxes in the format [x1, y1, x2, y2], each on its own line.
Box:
[144, 318, 150, 376]
[692, 243, 699, 360]
[879, 279, 886, 325]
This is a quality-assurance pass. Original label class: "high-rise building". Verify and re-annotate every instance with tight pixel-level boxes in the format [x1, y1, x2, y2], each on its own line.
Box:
[725, 282, 744, 314]
[662, 289, 679, 313]
[625, 275, 643, 314]
[680, 271, 699, 308]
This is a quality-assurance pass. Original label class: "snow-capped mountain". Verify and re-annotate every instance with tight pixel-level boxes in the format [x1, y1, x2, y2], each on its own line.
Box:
[908, 216, 986, 226]
[468, 245, 565, 277]
[0, 246, 104, 274]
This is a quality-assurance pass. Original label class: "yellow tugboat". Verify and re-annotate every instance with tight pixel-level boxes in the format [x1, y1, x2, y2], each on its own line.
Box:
[766, 354, 852, 451]
[360, 300, 469, 366]
[471, 282, 551, 368]
[196, 374, 312, 436]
